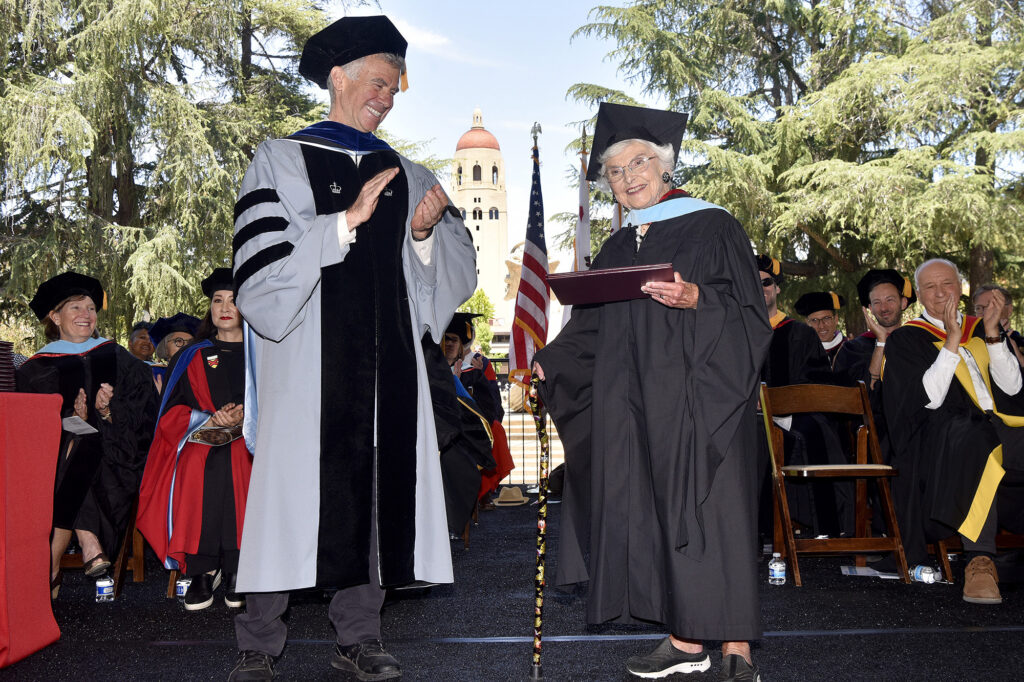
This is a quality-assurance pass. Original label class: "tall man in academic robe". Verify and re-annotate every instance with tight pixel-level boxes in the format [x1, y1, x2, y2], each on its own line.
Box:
[884, 259, 1024, 604]
[229, 16, 476, 680]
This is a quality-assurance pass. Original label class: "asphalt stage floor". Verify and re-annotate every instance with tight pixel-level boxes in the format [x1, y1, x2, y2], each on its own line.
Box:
[6, 490, 1024, 681]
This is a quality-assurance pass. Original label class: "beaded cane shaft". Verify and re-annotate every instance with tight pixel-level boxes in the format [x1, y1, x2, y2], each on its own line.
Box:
[528, 374, 549, 679]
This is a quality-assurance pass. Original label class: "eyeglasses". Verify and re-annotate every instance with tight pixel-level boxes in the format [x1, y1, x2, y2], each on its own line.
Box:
[168, 337, 189, 348]
[606, 156, 656, 183]
[760, 277, 776, 288]
[807, 314, 836, 326]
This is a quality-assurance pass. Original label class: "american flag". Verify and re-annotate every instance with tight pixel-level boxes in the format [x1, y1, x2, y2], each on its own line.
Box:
[509, 133, 549, 389]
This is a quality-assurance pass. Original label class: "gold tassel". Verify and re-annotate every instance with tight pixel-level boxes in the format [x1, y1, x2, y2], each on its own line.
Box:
[400, 70, 409, 92]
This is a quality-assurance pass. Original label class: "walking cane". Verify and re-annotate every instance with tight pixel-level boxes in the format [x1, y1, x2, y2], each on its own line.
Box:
[528, 373, 550, 680]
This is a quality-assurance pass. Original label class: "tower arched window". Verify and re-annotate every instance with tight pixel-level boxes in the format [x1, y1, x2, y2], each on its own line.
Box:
[489, 207, 499, 219]
[472, 208, 483, 220]
[457, 166, 462, 186]
[460, 208, 466, 220]
[492, 165, 498, 184]
[472, 164, 482, 182]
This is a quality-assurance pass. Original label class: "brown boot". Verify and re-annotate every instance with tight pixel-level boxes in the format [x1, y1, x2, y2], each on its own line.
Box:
[963, 555, 1002, 604]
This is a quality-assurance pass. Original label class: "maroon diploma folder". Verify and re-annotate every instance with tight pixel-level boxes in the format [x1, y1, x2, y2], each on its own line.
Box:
[547, 263, 675, 305]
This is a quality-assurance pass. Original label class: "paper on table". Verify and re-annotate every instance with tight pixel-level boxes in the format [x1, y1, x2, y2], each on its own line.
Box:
[840, 565, 899, 579]
[62, 416, 99, 435]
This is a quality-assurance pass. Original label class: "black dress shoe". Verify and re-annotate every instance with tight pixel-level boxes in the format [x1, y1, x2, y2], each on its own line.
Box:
[625, 637, 711, 678]
[719, 654, 761, 681]
[224, 573, 245, 608]
[184, 570, 221, 611]
[331, 639, 401, 681]
[228, 650, 274, 681]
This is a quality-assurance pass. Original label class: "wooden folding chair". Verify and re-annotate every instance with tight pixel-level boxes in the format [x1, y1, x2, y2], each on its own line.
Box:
[760, 381, 910, 585]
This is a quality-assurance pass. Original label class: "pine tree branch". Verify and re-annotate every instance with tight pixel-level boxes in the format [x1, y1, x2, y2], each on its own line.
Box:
[797, 223, 858, 272]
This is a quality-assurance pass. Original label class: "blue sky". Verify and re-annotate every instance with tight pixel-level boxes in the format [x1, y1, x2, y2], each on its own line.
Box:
[340, 1, 651, 269]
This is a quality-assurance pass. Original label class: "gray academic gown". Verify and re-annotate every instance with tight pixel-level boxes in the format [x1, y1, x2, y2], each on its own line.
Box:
[233, 136, 476, 593]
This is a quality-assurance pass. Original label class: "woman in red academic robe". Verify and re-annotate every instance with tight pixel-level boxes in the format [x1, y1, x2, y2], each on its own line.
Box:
[137, 269, 252, 611]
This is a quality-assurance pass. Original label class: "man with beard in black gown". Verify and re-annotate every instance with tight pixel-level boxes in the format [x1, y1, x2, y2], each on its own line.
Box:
[834, 269, 915, 465]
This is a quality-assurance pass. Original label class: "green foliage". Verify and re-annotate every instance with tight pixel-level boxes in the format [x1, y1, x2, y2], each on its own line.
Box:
[571, 0, 1024, 322]
[458, 288, 495, 354]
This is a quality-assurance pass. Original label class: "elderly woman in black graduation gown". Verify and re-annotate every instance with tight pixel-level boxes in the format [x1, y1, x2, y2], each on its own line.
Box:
[533, 103, 771, 681]
[16, 272, 158, 598]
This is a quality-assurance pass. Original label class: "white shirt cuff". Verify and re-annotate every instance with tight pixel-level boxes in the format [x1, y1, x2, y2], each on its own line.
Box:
[772, 415, 792, 431]
[411, 231, 435, 265]
[988, 340, 1023, 395]
[336, 212, 357, 248]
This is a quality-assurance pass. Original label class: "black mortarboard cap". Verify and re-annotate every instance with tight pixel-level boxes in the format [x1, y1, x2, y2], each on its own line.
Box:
[857, 269, 916, 307]
[794, 291, 846, 317]
[586, 103, 688, 182]
[29, 271, 105, 321]
[149, 313, 200, 346]
[201, 268, 235, 298]
[299, 15, 408, 90]
[755, 255, 784, 284]
[445, 312, 482, 345]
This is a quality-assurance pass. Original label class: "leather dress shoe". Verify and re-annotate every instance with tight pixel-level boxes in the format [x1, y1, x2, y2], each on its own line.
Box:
[331, 639, 401, 680]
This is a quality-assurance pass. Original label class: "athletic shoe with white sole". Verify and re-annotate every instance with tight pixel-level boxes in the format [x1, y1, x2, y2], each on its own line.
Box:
[183, 570, 222, 611]
[625, 637, 711, 678]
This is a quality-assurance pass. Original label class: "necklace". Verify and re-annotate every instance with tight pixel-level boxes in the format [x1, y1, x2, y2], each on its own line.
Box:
[634, 223, 651, 251]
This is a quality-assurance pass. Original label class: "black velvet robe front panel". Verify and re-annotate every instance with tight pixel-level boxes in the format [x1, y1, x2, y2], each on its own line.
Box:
[536, 206, 771, 639]
[297, 144, 419, 587]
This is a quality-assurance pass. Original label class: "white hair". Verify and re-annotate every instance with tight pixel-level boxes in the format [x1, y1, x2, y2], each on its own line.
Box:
[326, 52, 407, 96]
[914, 258, 961, 290]
[595, 139, 675, 190]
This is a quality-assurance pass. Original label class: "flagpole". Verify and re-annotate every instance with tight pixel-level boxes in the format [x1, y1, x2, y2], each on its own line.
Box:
[576, 126, 590, 271]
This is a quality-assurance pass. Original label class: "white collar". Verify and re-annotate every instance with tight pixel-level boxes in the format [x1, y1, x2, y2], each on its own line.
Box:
[921, 309, 962, 331]
[822, 331, 844, 350]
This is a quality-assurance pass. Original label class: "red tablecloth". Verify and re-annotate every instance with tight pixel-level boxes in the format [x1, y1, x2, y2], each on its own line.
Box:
[0, 392, 61, 667]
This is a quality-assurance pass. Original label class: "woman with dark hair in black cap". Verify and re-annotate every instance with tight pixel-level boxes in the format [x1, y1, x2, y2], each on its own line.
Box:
[16, 272, 159, 598]
[137, 268, 253, 611]
[533, 103, 771, 680]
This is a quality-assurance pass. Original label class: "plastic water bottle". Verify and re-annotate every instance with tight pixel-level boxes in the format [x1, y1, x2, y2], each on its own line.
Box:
[912, 565, 936, 584]
[95, 574, 115, 602]
[175, 575, 192, 599]
[768, 552, 786, 585]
